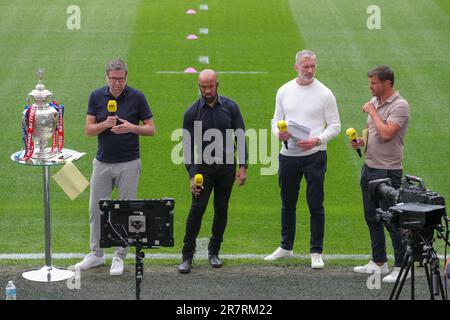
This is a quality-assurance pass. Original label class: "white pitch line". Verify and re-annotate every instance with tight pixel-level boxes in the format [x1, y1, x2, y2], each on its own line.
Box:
[216, 71, 269, 74]
[199, 28, 209, 34]
[199, 4, 209, 10]
[156, 71, 269, 74]
[1, 253, 435, 260]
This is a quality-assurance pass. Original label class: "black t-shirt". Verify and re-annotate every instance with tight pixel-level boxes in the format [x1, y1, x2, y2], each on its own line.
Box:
[87, 85, 153, 163]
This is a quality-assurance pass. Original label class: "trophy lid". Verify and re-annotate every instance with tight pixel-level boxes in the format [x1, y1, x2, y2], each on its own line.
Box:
[28, 68, 53, 101]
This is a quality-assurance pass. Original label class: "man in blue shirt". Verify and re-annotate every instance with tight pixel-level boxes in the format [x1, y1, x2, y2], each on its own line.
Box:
[178, 69, 247, 273]
[76, 59, 155, 276]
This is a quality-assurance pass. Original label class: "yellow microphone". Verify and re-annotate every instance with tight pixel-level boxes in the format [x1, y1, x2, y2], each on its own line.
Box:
[194, 174, 203, 188]
[277, 120, 289, 150]
[107, 100, 117, 116]
[346, 128, 362, 157]
[193, 174, 203, 200]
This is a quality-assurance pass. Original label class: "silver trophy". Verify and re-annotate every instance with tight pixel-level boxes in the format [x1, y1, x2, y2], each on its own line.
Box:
[22, 69, 60, 159]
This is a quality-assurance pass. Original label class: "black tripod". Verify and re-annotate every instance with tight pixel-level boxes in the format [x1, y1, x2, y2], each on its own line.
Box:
[134, 241, 145, 300]
[389, 230, 446, 300]
[134, 238, 145, 300]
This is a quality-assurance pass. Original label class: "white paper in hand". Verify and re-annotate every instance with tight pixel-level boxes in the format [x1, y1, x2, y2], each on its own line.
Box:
[287, 120, 311, 148]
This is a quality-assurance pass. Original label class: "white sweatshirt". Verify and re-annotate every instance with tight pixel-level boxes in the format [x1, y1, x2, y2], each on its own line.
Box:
[271, 78, 341, 157]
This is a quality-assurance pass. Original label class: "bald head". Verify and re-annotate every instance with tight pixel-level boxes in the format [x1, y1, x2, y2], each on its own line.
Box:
[198, 69, 219, 105]
[198, 69, 217, 82]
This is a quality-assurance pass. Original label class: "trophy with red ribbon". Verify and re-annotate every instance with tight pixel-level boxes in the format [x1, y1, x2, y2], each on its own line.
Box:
[17, 69, 64, 160]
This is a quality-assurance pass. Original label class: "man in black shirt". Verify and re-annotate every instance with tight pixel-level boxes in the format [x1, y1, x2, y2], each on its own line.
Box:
[76, 59, 155, 276]
[178, 69, 247, 273]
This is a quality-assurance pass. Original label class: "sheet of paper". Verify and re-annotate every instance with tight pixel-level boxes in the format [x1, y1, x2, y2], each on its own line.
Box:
[287, 120, 311, 148]
[52, 161, 89, 200]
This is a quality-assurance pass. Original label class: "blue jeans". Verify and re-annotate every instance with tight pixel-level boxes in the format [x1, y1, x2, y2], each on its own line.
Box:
[278, 152, 327, 253]
[360, 164, 405, 267]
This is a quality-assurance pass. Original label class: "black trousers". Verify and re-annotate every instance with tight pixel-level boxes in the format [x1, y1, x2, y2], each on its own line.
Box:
[182, 164, 236, 258]
[360, 163, 405, 267]
[278, 151, 327, 253]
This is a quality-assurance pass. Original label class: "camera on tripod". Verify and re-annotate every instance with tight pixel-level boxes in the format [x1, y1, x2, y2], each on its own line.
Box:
[369, 175, 449, 300]
[369, 175, 446, 231]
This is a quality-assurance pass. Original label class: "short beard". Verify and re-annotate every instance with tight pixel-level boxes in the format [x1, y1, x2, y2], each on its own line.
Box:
[300, 73, 314, 81]
[203, 94, 217, 104]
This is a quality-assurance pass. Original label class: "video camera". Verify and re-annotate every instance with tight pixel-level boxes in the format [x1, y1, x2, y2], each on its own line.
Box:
[369, 175, 446, 231]
[370, 175, 450, 300]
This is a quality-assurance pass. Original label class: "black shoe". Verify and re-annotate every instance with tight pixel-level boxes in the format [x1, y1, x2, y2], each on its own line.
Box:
[208, 254, 222, 268]
[178, 258, 192, 274]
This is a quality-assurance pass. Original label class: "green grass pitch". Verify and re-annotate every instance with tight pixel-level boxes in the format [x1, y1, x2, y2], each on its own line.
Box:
[0, 0, 448, 259]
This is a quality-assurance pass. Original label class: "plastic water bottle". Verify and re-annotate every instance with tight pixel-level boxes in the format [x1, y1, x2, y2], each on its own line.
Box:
[5, 281, 16, 300]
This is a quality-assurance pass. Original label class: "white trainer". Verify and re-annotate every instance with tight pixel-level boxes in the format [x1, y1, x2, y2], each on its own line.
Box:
[110, 256, 124, 276]
[75, 253, 105, 270]
[353, 260, 389, 274]
[311, 253, 324, 269]
[264, 247, 293, 261]
[382, 267, 411, 283]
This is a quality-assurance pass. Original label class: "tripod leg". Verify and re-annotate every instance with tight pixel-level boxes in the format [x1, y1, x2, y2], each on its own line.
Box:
[390, 253, 410, 300]
[424, 264, 435, 300]
[431, 264, 446, 300]
[438, 273, 446, 300]
[136, 247, 140, 300]
[390, 254, 407, 300]
[394, 257, 413, 300]
[410, 261, 414, 300]
[135, 245, 144, 300]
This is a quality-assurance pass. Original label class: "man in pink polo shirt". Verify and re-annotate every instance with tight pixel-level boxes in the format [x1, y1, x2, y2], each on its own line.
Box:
[351, 65, 410, 284]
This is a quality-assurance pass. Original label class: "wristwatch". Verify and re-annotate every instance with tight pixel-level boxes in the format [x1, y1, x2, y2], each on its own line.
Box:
[316, 138, 322, 146]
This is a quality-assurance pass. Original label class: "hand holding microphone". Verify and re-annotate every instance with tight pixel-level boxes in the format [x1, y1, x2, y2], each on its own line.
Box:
[107, 100, 120, 126]
[346, 128, 362, 157]
[277, 120, 289, 150]
[107, 100, 117, 116]
[191, 173, 204, 198]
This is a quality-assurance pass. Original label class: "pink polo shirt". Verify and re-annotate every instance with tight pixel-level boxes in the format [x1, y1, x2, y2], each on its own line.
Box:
[365, 91, 410, 170]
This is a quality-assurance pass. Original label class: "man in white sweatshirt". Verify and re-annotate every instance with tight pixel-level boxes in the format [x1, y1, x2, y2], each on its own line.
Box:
[265, 50, 341, 268]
